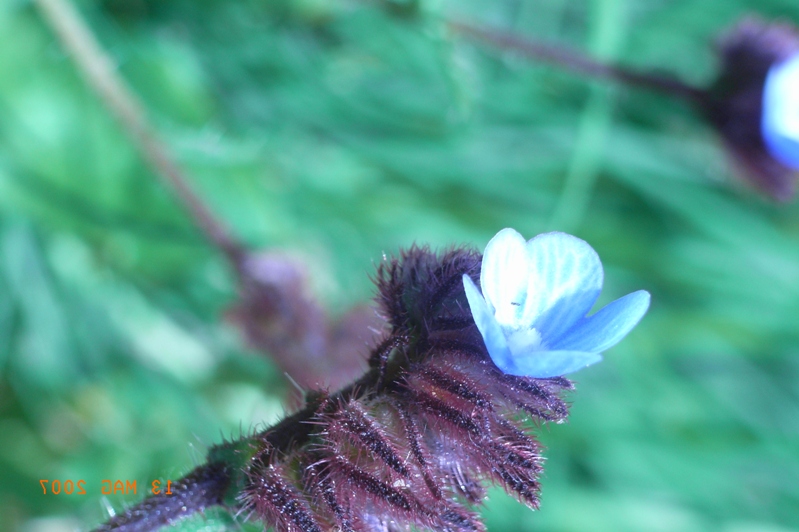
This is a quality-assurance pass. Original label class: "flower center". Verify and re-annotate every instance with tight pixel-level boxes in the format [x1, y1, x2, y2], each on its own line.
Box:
[506, 327, 543, 355]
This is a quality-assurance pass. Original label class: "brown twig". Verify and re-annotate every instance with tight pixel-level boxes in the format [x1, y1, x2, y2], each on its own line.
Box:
[34, 0, 378, 390]
[448, 20, 709, 105]
[34, 0, 244, 262]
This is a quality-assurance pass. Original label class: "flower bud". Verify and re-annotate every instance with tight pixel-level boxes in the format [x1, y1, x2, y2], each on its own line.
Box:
[707, 17, 799, 200]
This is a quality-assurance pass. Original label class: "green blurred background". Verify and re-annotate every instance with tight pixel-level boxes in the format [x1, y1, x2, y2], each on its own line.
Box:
[2, 0, 799, 530]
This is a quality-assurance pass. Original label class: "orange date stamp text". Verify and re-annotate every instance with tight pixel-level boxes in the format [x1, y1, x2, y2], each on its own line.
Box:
[40, 479, 173, 495]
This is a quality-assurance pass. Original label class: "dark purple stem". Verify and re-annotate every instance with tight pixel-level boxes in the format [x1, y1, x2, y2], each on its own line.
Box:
[91, 463, 231, 532]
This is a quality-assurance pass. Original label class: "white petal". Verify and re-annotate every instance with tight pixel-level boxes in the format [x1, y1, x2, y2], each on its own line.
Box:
[501, 350, 603, 378]
[479, 228, 529, 327]
[549, 290, 650, 352]
[463, 274, 514, 372]
[762, 53, 799, 168]
[520, 232, 603, 335]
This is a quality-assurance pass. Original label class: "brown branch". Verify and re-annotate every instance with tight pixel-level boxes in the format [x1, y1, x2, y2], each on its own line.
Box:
[34, 0, 244, 262]
[34, 0, 378, 390]
[448, 20, 710, 105]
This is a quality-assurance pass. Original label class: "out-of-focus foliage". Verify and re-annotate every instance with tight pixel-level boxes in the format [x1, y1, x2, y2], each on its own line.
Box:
[1, 0, 799, 530]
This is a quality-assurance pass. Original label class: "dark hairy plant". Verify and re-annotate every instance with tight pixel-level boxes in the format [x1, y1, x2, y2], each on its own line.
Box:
[93, 245, 573, 532]
[706, 16, 799, 201]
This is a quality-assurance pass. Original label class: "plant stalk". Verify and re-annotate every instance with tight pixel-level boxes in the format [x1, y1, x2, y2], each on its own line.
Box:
[34, 0, 244, 262]
[448, 20, 709, 105]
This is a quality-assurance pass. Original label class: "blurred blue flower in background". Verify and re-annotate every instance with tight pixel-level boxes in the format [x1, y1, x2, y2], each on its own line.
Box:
[463, 229, 650, 378]
[762, 53, 799, 168]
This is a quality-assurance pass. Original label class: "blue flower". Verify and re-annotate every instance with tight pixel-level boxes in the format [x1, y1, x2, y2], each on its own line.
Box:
[462, 229, 650, 378]
[762, 52, 799, 169]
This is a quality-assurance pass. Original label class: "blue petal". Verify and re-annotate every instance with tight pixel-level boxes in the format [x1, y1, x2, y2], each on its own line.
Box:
[521, 232, 603, 337]
[479, 228, 529, 327]
[762, 53, 799, 168]
[500, 350, 603, 378]
[549, 290, 650, 352]
[463, 274, 514, 371]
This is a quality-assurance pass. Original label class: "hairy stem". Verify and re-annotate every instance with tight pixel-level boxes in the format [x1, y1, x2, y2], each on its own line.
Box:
[92, 365, 386, 530]
[92, 463, 232, 532]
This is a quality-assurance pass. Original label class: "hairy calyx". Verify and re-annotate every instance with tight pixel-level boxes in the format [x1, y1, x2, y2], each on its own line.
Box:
[94, 245, 572, 532]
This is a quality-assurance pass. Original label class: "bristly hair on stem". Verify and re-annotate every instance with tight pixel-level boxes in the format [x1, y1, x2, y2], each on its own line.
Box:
[92, 244, 574, 532]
